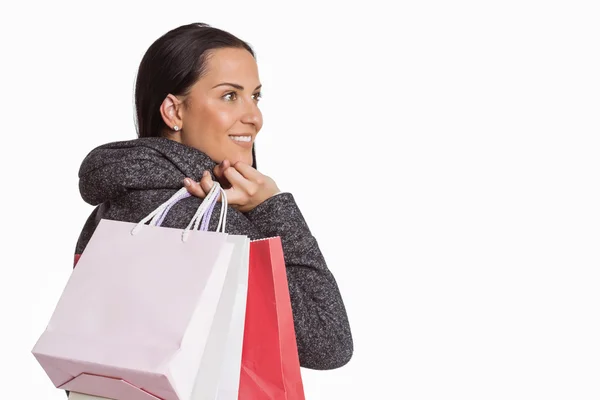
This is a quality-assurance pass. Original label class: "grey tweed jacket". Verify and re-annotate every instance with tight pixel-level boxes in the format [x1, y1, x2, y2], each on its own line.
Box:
[74, 137, 353, 370]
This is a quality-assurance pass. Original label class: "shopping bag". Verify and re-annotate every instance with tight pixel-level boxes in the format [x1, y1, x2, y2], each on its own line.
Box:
[156, 183, 250, 400]
[190, 236, 249, 400]
[238, 237, 306, 399]
[33, 183, 248, 400]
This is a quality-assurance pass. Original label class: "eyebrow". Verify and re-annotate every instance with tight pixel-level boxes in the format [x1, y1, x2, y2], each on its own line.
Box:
[212, 82, 262, 91]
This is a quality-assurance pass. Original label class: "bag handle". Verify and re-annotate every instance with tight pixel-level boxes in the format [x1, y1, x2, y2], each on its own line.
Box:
[154, 183, 227, 234]
[130, 183, 228, 241]
[154, 191, 192, 227]
[183, 182, 228, 240]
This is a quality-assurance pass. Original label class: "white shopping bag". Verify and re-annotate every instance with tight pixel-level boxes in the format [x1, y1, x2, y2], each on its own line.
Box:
[33, 183, 248, 400]
[190, 235, 249, 400]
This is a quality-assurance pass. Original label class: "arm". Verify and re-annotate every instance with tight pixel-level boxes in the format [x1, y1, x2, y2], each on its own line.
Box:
[184, 162, 354, 369]
[246, 193, 354, 370]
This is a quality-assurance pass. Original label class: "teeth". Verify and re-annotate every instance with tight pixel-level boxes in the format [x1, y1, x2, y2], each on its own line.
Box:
[230, 136, 252, 142]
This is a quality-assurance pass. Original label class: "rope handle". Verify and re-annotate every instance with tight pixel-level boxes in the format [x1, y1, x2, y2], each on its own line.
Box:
[130, 182, 228, 241]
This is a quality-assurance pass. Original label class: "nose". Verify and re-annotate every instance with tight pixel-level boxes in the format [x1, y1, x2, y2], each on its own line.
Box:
[240, 98, 262, 128]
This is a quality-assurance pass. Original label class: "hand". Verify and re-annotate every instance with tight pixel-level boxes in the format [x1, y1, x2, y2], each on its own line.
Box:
[183, 160, 280, 213]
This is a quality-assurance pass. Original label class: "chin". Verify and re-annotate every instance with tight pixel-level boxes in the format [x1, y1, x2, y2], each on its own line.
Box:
[227, 151, 253, 166]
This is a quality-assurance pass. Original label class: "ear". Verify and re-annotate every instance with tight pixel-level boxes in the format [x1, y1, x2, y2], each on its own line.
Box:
[159, 94, 184, 132]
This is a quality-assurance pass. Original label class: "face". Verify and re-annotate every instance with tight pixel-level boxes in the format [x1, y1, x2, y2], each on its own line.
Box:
[168, 47, 263, 166]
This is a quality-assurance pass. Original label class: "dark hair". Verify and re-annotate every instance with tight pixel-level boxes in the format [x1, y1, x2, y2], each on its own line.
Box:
[134, 22, 257, 167]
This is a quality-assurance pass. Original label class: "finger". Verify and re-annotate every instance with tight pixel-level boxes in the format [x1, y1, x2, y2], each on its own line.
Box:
[199, 171, 226, 202]
[213, 159, 231, 180]
[223, 166, 254, 194]
[213, 160, 232, 189]
[199, 171, 214, 194]
[183, 177, 207, 198]
[232, 161, 262, 182]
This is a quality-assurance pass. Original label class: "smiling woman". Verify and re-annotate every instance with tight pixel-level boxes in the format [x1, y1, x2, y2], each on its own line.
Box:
[73, 21, 353, 386]
[150, 47, 263, 167]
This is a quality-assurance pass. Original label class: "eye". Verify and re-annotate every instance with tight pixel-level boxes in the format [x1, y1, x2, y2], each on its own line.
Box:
[222, 91, 262, 102]
[223, 92, 237, 101]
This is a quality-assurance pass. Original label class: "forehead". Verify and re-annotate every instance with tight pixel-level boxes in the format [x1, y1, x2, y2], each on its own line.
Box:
[202, 47, 259, 83]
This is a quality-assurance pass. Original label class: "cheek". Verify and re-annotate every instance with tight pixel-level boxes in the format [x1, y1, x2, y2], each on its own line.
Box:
[206, 105, 236, 135]
[217, 110, 236, 131]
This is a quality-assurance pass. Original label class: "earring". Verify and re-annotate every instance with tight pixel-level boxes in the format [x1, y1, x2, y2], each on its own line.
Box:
[173, 125, 179, 131]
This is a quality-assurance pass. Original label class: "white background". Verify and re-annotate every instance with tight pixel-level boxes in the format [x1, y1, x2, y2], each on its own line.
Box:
[1, 0, 599, 398]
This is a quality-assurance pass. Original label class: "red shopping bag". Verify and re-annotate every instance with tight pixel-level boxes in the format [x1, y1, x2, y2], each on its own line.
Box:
[239, 237, 305, 399]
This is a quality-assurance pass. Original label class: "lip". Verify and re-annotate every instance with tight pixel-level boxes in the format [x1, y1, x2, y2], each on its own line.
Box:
[229, 134, 254, 149]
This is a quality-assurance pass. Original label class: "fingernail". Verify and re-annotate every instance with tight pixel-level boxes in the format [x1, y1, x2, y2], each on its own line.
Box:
[183, 178, 192, 186]
[203, 171, 209, 178]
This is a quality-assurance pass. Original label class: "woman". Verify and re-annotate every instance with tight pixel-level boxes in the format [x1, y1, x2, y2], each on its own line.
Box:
[75, 22, 353, 370]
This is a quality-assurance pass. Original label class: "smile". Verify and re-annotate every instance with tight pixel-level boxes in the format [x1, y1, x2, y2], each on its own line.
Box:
[229, 135, 252, 143]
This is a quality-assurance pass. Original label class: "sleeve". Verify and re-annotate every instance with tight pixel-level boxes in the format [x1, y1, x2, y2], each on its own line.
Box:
[245, 193, 354, 370]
